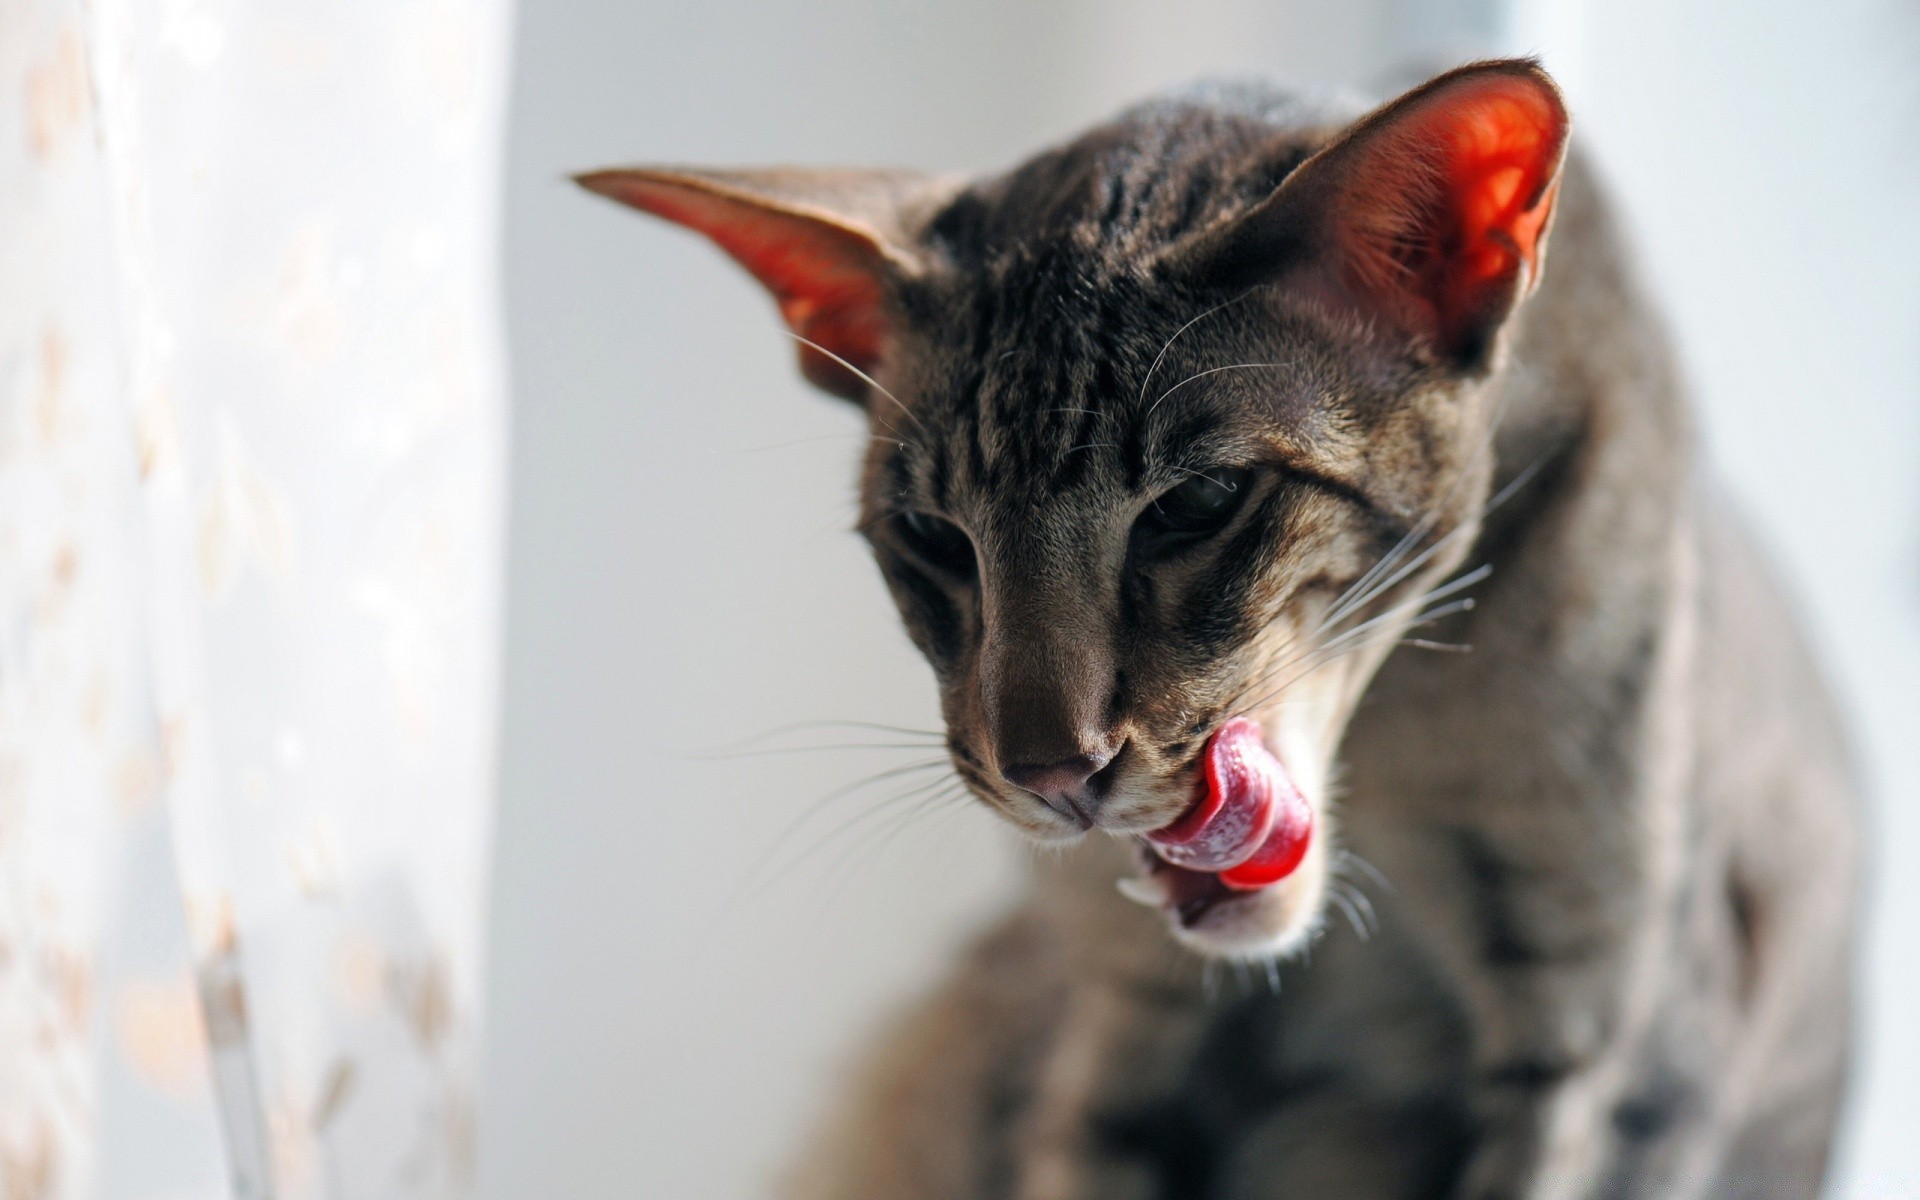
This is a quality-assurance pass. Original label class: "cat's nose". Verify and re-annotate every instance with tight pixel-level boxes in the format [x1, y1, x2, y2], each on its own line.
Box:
[1001, 748, 1117, 826]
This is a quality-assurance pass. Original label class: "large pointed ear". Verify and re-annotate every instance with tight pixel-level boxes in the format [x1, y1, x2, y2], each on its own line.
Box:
[575, 167, 950, 400]
[1171, 59, 1569, 370]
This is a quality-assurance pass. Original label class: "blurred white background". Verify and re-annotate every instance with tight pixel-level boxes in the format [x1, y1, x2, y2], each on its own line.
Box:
[480, 1, 1920, 1196]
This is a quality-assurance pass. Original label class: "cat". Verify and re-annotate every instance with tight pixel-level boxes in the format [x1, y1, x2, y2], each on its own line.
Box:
[579, 60, 1860, 1199]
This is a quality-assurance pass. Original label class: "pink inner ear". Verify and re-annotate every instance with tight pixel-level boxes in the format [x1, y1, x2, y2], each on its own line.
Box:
[1436, 84, 1563, 284]
[591, 175, 890, 394]
[1331, 69, 1567, 355]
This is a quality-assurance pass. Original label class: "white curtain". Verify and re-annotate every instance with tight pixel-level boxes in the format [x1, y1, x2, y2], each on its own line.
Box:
[0, 1, 509, 1196]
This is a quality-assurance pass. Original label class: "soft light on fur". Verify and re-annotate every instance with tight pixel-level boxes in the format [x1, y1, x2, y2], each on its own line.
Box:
[584, 59, 1859, 1200]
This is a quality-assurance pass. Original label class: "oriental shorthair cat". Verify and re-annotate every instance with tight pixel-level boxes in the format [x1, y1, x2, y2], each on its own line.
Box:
[579, 60, 1860, 1199]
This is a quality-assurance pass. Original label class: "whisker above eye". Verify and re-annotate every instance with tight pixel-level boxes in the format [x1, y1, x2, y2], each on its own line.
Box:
[1147, 360, 1297, 419]
[1134, 287, 1257, 410]
[1167, 464, 1240, 490]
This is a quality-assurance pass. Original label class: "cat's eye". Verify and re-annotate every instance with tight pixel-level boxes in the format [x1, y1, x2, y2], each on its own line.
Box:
[1138, 467, 1255, 548]
[893, 510, 978, 579]
[1144, 468, 1251, 533]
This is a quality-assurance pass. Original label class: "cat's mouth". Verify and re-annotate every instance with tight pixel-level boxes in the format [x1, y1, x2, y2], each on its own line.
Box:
[1144, 718, 1313, 883]
[1116, 716, 1323, 955]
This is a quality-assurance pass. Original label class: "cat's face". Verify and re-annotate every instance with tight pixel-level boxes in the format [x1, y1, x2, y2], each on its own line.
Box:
[582, 61, 1567, 958]
[861, 279, 1490, 957]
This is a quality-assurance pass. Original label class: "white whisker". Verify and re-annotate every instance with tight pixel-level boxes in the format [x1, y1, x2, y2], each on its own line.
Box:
[1135, 289, 1256, 411]
[1238, 592, 1480, 714]
[1314, 392, 1553, 638]
[1148, 361, 1295, 419]
[1328, 885, 1370, 940]
[1336, 849, 1394, 894]
[786, 331, 934, 448]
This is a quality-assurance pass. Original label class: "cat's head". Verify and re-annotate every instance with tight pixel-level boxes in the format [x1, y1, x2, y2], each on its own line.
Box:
[581, 60, 1567, 959]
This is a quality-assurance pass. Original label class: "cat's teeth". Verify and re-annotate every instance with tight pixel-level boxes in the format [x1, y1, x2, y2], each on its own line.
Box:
[1117, 875, 1169, 908]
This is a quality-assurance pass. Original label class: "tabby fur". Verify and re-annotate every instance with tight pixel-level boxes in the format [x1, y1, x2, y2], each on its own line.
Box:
[581, 60, 1859, 1200]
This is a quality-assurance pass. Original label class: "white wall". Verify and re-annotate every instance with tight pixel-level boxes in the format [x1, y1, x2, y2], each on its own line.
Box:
[1560, 3, 1920, 1193]
[479, 2, 1919, 1196]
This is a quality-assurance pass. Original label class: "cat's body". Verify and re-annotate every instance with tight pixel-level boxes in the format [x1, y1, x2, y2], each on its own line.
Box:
[583, 64, 1859, 1200]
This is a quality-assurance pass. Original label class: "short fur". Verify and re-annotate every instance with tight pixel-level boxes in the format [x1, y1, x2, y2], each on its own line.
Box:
[583, 62, 1858, 1199]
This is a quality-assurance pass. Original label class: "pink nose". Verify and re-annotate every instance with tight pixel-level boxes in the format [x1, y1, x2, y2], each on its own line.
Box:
[1000, 750, 1116, 826]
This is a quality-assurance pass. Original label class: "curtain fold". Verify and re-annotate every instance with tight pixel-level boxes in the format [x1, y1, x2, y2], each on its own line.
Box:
[1, 2, 509, 1196]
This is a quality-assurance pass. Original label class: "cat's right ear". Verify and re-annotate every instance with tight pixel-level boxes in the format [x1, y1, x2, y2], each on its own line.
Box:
[575, 166, 951, 401]
[1167, 59, 1569, 372]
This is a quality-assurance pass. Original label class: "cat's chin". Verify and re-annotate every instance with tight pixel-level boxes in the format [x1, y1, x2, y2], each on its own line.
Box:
[1119, 837, 1330, 961]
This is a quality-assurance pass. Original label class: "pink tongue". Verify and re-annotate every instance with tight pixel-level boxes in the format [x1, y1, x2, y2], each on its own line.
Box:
[1144, 718, 1312, 884]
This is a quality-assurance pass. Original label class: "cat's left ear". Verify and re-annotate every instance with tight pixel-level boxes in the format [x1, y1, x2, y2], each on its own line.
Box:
[1171, 59, 1569, 371]
[575, 167, 952, 400]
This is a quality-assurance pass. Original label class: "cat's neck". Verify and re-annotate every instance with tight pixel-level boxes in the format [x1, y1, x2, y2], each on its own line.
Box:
[1347, 145, 1698, 809]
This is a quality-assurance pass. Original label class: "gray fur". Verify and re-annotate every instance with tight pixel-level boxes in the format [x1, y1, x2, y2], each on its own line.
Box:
[585, 61, 1859, 1200]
